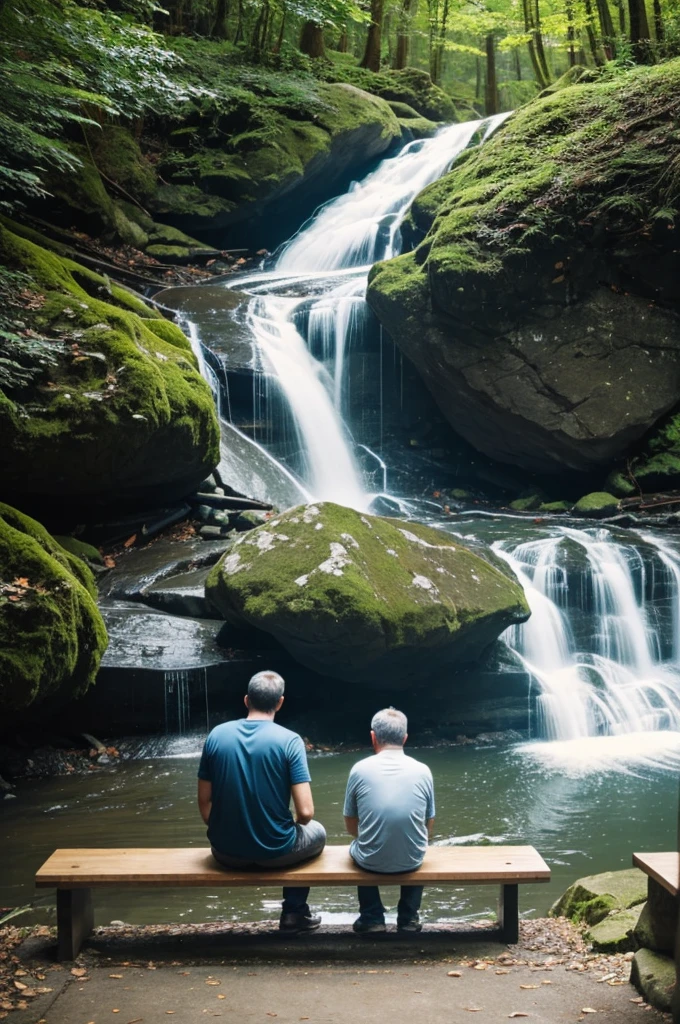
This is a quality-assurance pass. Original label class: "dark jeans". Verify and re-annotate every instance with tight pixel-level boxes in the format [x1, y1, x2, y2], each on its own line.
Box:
[211, 819, 326, 915]
[357, 885, 424, 926]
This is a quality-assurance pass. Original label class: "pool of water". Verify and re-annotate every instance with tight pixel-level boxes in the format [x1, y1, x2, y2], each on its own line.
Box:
[2, 739, 677, 927]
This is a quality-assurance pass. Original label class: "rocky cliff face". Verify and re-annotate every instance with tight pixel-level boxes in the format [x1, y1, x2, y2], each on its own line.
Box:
[367, 60, 680, 480]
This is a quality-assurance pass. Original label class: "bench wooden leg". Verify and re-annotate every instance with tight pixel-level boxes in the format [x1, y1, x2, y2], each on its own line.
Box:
[498, 884, 519, 944]
[57, 888, 94, 961]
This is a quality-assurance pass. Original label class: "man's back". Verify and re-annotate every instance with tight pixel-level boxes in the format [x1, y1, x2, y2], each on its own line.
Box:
[198, 719, 310, 859]
[344, 749, 435, 873]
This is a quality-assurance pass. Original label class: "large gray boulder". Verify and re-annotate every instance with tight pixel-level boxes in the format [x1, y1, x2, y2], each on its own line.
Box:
[367, 60, 680, 478]
[205, 502, 529, 687]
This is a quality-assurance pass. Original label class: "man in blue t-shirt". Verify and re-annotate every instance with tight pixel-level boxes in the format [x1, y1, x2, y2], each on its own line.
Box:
[197, 670, 326, 932]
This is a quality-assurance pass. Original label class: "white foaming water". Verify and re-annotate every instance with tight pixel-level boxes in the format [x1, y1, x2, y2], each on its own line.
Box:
[495, 527, 680, 768]
[243, 115, 507, 508]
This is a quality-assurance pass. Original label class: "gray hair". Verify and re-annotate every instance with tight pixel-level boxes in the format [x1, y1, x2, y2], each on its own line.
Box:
[371, 707, 407, 746]
[247, 670, 285, 712]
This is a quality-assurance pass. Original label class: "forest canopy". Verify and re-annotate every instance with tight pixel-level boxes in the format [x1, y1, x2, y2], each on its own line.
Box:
[1, 0, 679, 213]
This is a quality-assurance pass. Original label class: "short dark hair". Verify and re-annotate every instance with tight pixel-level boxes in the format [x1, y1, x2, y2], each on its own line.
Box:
[247, 671, 285, 712]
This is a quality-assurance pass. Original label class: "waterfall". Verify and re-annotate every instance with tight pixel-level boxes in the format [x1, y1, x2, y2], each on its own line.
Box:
[495, 528, 680, 745]
[229, 114, 509, 510]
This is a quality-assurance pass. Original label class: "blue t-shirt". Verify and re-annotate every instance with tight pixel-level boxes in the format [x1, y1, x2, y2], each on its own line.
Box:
[198, 719, 311, 859]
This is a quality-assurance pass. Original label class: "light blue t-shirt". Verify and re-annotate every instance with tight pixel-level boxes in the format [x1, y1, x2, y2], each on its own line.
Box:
[343, 749, 435, 873]
[198, 719, 311, 859]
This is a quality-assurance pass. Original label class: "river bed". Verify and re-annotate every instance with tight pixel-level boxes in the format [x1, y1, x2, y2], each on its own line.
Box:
[2, 741, 677, 928]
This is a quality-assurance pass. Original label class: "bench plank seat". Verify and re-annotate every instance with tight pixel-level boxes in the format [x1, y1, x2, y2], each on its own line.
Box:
[633, 852, 679, 897]
[36, 845, 550, 888]
[35, 844, 550, 959]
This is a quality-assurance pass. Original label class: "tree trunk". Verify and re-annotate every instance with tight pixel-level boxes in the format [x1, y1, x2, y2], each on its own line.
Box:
[299, 20, 326, 57]
[234, 0, 244, 43]
[360, 0, 384, 71]
[394, 0, 418, 68]
[596, 0, 617, 55]
[533, 0, 552, 84]
[475, 54, 482, 101]
[565, 0, 576, 65]
[273, 8, 286, 52]
[522, 0, 549, 87]
[628, 0, 652, 60]
[485, 34, 499, 115]
[612, 0, 626, 31]
[652, 0, 664, 41]
[584, 0, 606, 63]
[514, 48, 523, 79]
[337, 29, 349, 52]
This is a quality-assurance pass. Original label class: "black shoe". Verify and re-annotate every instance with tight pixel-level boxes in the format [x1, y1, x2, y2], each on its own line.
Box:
[397, 919, 422, 933]
[279, 912, 321, 933]
[352, 918, 387, 934]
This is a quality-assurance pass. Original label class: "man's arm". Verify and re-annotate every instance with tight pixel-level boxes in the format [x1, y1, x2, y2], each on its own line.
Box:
[291, 782, 314, 825]
[197, 779, 212, 824]
[344, 815, 359, 837]
[427, 817, 435, 837]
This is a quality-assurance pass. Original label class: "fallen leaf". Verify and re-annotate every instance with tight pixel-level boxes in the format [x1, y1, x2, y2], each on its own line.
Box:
[474, 964, 487, 971]
[14, 969, 27, 977]
[582, 1010, 597, 1015]
[509, 1015, 529, 1019]
[218, 995, 226, 1000]
[110, 974, 124, 979]
[123, 535, 137, 548]
[496, 969, 511, 975]
[520, 984, 539, 989]
[206, 980, 221, 986]
[13, 982, 27, 991]
[447, 971, 462, 977]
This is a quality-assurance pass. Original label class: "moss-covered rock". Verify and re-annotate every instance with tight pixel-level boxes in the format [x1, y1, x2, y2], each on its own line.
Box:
[320, 63, 457, 122]
[604, 469, 637, 498]
[152, 82, 400, 235]
[539, 500, 572, 512]
[585, 907, 642, 952]
[0, 222, 220, 513]
[550, 868, 647, 925]
[387, 101, 440, 139]
[205, 501, 529, 686]
[0, 503, 107, 712]
[53, 536, 104, 566]
[367, 59, 680, 479]
[509, 494, 543, 511]
[573, 492, 620, 517]
[631, 948, 676, 1012]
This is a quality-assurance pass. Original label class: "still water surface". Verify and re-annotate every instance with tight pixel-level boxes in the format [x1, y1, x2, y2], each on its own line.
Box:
[2, 741, 676, 926]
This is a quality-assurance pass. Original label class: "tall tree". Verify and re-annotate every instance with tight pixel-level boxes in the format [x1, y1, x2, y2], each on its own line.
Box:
[360, 0, 384, 70]
[300, 19, 326, 55]
[485, 32, 499, 113]
[627, 0, 651, 59]
[394, 0, 418, 68]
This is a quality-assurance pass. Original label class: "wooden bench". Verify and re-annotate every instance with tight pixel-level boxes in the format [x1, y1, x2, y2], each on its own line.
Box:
[633, 852, 679, 897]
[36, 844, 550, 960]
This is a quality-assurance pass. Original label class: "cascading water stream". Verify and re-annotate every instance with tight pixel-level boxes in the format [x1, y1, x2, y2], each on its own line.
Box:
[236, 114, 510, 510]
[494, 528, 680, 750]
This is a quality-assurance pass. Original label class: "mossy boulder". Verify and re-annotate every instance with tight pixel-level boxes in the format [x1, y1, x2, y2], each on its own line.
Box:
[585, 907, 642, 952]
[550, 868, 648, 925]
[573, 492, 620, 517]
[53, 536, 104, 566]
[631, 948, 676, 1012]
[152, 82, 400, 235]
[367, 59, 680, 479]
[0, 222, 219, 513]
[509, 493, 543, 511]
[539, 500, 572, 512]
[0, 503, 107, 712]
[205, 501, 529, 687]
[322, 64, 457, 122]
[388, 101, 440, 140]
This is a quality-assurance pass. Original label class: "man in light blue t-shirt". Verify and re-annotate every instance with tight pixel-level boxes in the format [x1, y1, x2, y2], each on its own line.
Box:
[198, 670, 326, 932]
[343, 707, 435, 933]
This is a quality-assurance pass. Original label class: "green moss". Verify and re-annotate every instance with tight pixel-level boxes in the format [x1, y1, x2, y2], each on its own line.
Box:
[90, 126, 156, 202]
[0, 223, 219, 505]
[206, 501, 528, 685]
[586, 907, 642, 952]
[631, 949, 676, 1012]
[53, 535, 104, 566]
[317, 64, 457, 122]
[538, 500, 572, 512]
[604, 470, 637, 497]
[509, 494, 542, 511]
[0, 504, 107, 711]
[574, 491, 619, 514]
[551, 869, 648, 925]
